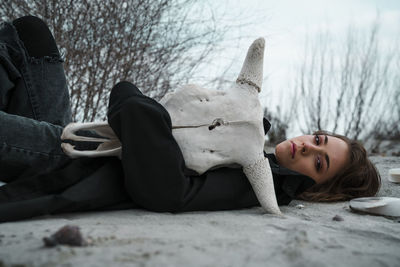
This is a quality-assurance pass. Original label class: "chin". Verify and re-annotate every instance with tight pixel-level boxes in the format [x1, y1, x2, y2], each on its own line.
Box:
[274, 140, 288, 166]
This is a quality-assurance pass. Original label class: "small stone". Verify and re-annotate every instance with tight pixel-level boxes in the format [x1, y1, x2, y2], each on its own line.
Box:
[332, 215, 344, 221]
[295, 204, 305, 209]
[43, 225, 87, 247]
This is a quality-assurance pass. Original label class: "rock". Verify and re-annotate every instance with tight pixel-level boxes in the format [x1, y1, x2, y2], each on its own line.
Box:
[332, 215, 344, 221]
[43, 225, 87, 247]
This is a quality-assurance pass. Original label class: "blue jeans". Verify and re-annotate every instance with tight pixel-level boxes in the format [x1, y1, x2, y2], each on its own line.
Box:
[0, 21, 73, 182]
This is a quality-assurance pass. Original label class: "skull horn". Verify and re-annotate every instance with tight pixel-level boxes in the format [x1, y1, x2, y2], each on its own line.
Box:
[243, 157, 282, 215]
[236, 37, 265, 93]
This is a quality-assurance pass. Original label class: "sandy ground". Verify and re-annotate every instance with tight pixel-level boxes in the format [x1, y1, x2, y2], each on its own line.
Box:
[0, 156, 399, 267]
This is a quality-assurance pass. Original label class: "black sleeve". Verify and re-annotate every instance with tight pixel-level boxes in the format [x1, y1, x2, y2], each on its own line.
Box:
[107, 82, 261, 212]
[180, 167, 260, 212]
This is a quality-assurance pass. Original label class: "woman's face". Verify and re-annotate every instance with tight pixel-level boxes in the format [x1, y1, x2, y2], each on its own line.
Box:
[275, 134, 350, 184]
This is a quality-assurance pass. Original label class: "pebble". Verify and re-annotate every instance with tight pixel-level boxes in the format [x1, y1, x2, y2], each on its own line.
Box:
[43, 225, 87, 247]
[295, 204, 305, 209]
[332, 215, 344, 221]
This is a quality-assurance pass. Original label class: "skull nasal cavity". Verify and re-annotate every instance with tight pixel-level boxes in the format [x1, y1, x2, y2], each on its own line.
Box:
[208, 121, 221, 131]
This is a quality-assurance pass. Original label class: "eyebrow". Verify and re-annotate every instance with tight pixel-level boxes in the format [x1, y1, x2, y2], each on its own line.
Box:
[325, 135, 330, 171]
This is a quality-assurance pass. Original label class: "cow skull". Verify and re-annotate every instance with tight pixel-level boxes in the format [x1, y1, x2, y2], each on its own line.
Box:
[61, 38, 282, 215]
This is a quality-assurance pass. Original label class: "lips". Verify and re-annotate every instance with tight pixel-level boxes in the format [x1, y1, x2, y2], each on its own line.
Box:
[290, 141, 296, 159]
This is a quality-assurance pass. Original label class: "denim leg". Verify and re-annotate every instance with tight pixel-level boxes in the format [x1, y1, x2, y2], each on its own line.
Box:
[0, 111, 71, 182]
[0, 21, 72, 182]
[11, 53, 73, 126]
[7, 17, 72, 126]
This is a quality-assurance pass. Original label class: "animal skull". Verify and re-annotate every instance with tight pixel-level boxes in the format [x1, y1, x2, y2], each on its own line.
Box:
[61, 38, 282, 215]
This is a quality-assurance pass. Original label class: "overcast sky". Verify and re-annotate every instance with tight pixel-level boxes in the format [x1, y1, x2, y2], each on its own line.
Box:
[197, 0, 400, 136]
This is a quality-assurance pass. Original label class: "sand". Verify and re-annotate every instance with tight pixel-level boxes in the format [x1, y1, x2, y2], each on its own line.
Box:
[0, 156, 399, 267]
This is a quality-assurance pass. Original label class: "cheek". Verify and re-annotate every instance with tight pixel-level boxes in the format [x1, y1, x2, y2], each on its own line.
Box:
[287, 157, 314, 177]
[292, 159, 309, 174]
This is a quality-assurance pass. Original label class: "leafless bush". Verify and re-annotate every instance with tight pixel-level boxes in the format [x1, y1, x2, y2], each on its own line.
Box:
[370, 58, 400, 155]
[1, 0, 227, 121]
[294, 20, 399, 145]
[264, 107, 288, 145]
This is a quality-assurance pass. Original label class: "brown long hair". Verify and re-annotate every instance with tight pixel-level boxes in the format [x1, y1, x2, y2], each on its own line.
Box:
[296, 130, 381, 202]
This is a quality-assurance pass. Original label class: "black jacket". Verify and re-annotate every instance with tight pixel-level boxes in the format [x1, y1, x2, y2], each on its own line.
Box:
[0, 82, 315, 222]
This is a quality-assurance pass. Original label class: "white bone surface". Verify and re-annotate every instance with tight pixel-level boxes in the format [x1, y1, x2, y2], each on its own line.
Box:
[350, 197, 400, 217]
[236, 37, 265, 92]
[61, 122, 122, 159]
[159, 83, 264, 174]
[388, 168, 400, 183]
[243, 157, 282, 215]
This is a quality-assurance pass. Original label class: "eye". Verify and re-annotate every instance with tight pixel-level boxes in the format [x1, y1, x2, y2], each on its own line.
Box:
[316, 156, 322, 172]
[314, 135, 320, 145]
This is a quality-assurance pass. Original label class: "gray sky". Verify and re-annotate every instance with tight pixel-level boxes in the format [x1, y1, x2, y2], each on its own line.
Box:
[196, 0, 400, 136]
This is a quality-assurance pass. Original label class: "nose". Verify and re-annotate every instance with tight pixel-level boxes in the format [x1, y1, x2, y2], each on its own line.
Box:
[300, 142, 323, 155]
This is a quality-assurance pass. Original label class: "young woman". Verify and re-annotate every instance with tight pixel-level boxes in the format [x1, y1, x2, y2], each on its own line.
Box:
[275, 132, 381, 202]
[0, 16, 380, 222]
